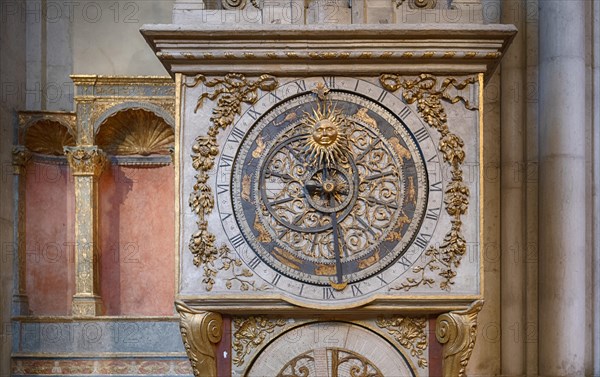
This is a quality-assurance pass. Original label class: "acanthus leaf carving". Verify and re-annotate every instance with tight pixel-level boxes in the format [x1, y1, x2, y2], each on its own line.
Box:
[436, 300, 484, 377]
[375, 316, 428, 369]
[380, 73, 477, 292]
[232, 316, 287, 368]
[64, 146, 107, 176]
[176, 302, 223, 377]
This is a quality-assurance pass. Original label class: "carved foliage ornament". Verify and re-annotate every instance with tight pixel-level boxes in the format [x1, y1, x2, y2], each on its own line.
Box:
[12, 146, 32, 174]
[176, 302, 223, 377]
[64, 146, 107, 176]
[232, 316, 286, 367]
[436, 300, 484, 377]
[185, 73, 278, 291]
[375, 316, 428, 368]
[380, 73, 477, 291]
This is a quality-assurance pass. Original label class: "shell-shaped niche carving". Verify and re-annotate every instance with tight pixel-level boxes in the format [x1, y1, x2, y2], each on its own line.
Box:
[24, 120, 75, 155]
[96, 109, 174, 156]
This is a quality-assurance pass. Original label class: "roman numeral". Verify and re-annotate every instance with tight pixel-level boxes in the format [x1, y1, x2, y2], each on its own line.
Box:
[426, 207, 440, 221]
[398, 255, 411, 268]
[298, 284, 305, 296]
[398, 106, 411, 119]
[430, 181, 443, 192]
[228, 126, 245, 144]
[220, 212, 232, 222]
[247, 107, 261, 120]
[427, 154, 438, 163]
[217, 184, 228, 195]
[269, 91, 282, 102]
[323, 287, 335, 300]
[248, 255, 261, 269]
[219, 154, 234, 168]
[376, 274, 387, 286]
[323, 76, 336, 88]
[377, 90, 388, 102]
[294, 80, 307, 92]
[413, 127, 430, 143]
[229, 233, 245, 249]
[351, 284, 364, 297]
[414, 233, 432, 249]
[271, 274, 282, 286]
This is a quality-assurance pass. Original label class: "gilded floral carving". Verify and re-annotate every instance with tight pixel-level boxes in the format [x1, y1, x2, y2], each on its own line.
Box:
[380, 73, 477, 291]
[185, 73, 278, 291]
[376, 316, 428, 368]
[232, 316, 287, 367]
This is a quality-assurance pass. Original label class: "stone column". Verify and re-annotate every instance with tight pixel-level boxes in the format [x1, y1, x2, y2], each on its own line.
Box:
[539, 0, 586, 375]
[11, 146, 31, 316]
[500, 0, 525, 374]
[64, 146, 106, 316]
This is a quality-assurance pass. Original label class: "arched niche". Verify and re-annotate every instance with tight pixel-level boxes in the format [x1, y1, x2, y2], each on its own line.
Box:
[95, 108, 174, 157]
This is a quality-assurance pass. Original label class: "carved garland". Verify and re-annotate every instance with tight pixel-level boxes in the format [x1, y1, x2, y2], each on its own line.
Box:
[375, 317, 428, 368]
[232, 316, 287, 367]
[186, 73, 279, 291]
[380, 73, 477, 291]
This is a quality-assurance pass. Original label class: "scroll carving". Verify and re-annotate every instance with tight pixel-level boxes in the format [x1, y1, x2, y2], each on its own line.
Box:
[375, 316, 428, 368]
[381, 73, 478, 291]
[185, 73, 278, 291]
[176, 302, 223, 377]
[436, 300, 484, 377]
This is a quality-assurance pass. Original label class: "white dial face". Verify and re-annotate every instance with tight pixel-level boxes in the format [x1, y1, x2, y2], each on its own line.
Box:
[245, 322, 417, 377]
[215, 77, 442, 305]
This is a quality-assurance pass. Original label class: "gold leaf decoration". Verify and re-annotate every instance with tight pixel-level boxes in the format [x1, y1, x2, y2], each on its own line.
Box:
[380, 73, 477, 291]
[376, 316, 428, 368]
[176, 302, 223, 377]
[24, 120, 75, 155]
[232, 316, 286, 367]
[436, 300, 484, 377]
[185, 73, 278, 291]
[96, 109, 174, 156]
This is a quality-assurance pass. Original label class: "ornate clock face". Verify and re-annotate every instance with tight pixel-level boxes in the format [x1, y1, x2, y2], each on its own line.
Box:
[216, 77, 443, 303]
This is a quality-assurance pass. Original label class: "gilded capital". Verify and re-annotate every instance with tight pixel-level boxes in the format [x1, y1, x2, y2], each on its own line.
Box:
[436, 300, 484, 377]
[64, 146, 107, 176]
[12, 146, 31, 174]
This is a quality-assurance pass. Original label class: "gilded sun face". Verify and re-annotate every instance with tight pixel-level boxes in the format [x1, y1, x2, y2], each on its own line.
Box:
[304, 103, 349, 166]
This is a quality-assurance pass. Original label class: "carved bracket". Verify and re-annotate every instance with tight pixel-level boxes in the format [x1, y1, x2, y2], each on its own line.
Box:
[176, 301, 223, 377]
[436, 300, 484, 377]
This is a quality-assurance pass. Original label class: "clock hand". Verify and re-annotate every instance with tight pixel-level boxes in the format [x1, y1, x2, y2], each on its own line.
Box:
[331, 209, 343, 286]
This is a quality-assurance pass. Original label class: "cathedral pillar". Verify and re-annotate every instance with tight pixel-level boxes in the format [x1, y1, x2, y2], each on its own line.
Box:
[11, 146, 31, 316]
[64, 146, 106, 316]
[500, 0, 526, 374]
[539, 0, 586, 374]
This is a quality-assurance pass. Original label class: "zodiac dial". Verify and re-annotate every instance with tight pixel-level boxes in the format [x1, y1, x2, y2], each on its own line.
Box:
[229, 83, 431, 293]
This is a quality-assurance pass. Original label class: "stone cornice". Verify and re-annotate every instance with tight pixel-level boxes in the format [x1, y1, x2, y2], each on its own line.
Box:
[141, 23, 516, 80]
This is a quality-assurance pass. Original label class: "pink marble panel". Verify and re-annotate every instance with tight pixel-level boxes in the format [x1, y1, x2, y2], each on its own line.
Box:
[25, 162, 75, 315]
[99, 165, 175, 316]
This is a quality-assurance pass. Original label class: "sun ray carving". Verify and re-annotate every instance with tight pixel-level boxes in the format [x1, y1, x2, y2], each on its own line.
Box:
[303, 102, 350, 166]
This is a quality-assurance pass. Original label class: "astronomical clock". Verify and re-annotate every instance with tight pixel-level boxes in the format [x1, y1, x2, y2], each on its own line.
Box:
[143, 23, 515, 377]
